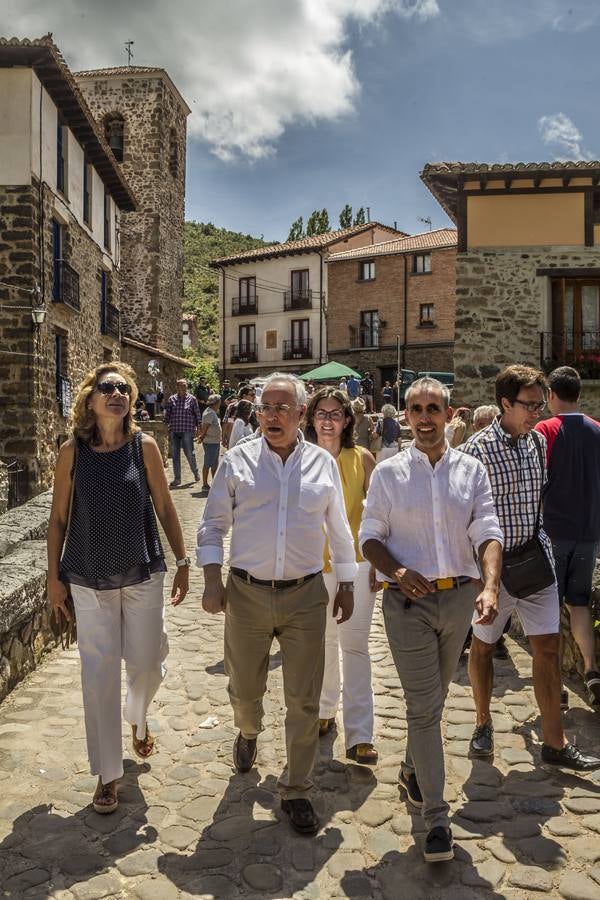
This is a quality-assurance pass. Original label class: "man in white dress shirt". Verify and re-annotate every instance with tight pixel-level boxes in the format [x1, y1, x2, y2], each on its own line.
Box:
[360, 377, 503, 863]
[197, 373, 357, 835]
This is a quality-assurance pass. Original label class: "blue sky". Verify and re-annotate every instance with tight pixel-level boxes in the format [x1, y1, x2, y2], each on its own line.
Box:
[185, 0, 600, 240]
[4, 0, 599, 241]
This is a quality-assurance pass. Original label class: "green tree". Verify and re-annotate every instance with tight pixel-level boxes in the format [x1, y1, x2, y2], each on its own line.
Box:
[339, 204, 352, 228]
[287, 216, 304, 241]
[319, 208, 330, 233]
[306, 209, 321, 236]
[353, 207, 366, 226]
[187, 356, 220, 392]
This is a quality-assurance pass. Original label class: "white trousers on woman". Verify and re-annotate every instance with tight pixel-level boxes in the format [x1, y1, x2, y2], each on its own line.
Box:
[319, 561, 376, 749]
[71, 571, 168, 785]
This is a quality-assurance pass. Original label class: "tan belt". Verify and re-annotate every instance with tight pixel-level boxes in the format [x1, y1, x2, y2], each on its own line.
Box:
[383, 576, 471, 592]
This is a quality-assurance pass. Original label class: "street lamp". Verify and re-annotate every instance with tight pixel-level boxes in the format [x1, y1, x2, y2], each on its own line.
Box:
[31, 306, 47, 328]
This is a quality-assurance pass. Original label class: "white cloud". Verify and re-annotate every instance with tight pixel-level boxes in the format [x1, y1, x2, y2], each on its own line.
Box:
[538, 112, 594, 161]
[0, 0, 438, 162]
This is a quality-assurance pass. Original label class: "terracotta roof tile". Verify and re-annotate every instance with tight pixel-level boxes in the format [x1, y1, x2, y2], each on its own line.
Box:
[210, 222, 406, 266]
[0, 36, 136, 210]
[327, 228, 457, 261]
[74, 65, 191, 115]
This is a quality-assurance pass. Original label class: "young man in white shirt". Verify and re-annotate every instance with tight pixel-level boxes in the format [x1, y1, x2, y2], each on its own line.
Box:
[360, 377, 503, 863]
[197, 373, 357, 836]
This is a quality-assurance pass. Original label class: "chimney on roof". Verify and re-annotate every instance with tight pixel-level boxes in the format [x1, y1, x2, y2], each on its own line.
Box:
[394, 221, 397, 230]
[366, 206, 371, 222]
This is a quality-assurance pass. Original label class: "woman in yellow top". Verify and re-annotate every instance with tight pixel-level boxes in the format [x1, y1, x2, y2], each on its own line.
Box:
[305, 387, 378, 764]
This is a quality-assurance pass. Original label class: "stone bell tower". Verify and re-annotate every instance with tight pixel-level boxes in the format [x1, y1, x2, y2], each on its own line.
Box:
[75, 66, 191, 358]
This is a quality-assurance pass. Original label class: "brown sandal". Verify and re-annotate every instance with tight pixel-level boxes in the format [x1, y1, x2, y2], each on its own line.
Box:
[132, 724, 155, 758]
[93, 778, 119, 814]
[346, 743, 379, 765]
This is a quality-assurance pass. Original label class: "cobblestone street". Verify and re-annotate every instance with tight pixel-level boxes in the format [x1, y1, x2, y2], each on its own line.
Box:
[1, 474, 600, 900]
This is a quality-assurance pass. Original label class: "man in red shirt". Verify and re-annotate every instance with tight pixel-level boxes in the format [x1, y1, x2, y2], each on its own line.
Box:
[536, 367, 600, 707]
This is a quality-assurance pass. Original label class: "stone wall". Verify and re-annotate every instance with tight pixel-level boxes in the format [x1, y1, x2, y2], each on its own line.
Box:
[453, 247, 600, 415]
[0, 178, 121, 499]
[0, 491, 55, 702]
[76, 73, 188, 360]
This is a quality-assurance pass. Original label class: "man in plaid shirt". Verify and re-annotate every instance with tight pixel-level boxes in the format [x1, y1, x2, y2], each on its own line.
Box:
[462, 365, 599, 772]
[164, 379, 202, 487]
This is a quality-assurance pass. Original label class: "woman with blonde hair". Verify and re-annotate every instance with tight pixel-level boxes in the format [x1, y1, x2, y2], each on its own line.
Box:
[304, 387, 378, 764]
[47, 362, 189, 814]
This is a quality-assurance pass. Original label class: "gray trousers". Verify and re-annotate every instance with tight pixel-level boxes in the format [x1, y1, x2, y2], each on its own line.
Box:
[383, 581, 477, 830]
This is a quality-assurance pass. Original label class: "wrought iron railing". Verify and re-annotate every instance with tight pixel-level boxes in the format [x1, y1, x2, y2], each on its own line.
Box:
[232, 296, 258, 316]
[350, 328, 380, 349]
[53, 261, 80, 311]
[230, 343, 258, 364]
[540, 331, 600, 380]
[284, 289, 312, 311]
[101, 301, 120, 338]
[283, 339, 313, 360]
[57, 374, 73, 418]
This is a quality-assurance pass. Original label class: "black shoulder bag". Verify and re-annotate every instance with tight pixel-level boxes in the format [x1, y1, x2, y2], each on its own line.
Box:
[500, 431, 555, 599]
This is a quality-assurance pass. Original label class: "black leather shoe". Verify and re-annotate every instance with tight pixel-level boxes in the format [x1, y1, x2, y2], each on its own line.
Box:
[469, 721, 494, 757]
[233, 732, 257, 773]
[424, 826, 454, 862]
[399, 770, 423, 808]
[281, 798, 319, 835]
[541, 741, 600, 771]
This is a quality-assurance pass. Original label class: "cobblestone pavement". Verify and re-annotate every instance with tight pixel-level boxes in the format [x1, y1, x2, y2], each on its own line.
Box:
[1, 473, 600, 899]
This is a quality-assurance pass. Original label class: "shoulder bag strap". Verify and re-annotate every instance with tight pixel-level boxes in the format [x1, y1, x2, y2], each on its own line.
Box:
[529, 429, 545, 538]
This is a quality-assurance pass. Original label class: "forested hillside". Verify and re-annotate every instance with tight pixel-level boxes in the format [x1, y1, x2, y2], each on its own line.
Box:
[183, 221, 271, 361]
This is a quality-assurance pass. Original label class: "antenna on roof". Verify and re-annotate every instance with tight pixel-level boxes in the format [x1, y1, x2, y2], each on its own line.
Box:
[418, 216, 432, 231]
[124, 40, 134, 65]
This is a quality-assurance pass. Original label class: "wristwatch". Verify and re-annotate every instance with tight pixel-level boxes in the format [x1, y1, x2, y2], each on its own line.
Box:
[338, 581, 355, 592]
[176, 557, 191, 567]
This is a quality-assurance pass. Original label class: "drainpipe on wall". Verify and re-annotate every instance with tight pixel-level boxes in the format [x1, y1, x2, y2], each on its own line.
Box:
[402, 253, 408, 370]
[219, 266, 226, 380]
[318, 250, 324, 364]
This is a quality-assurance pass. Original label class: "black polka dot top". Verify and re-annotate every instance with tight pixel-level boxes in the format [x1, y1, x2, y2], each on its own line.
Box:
[60, 432, 166, 590]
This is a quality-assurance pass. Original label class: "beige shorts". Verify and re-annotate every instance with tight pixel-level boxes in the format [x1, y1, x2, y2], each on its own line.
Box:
[471, 580, 559, 644]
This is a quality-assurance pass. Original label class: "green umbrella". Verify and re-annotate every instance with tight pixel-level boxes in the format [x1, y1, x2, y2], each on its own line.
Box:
[298, 361, 362, 382]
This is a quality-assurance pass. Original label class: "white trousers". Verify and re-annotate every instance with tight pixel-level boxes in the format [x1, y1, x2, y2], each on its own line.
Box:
[319, 561, 376, 748]
[71, 571, 168, 785]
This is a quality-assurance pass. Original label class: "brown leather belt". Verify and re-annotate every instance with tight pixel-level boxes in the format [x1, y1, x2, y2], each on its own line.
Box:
[231, 568, 321, 589]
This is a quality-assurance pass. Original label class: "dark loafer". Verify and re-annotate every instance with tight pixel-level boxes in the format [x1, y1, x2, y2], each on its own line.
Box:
[424, 826, 453, 862]
[233, 732, 257, 773]
[541, 741, 600, 771]
[281, 798, 319, 835]
[469, 721, 494, 757]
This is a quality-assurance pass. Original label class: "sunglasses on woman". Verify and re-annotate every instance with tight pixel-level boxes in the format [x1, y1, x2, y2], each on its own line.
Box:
[96, 381, 131, 396]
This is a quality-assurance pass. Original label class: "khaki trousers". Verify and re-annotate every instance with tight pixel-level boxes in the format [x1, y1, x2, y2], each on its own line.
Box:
[224, 571, 328, 799]
[383, 581, 477, 830]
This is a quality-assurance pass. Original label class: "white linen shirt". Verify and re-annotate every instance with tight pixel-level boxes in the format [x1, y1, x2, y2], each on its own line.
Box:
[197, 434, 358, 582]
[359, 443, 503, 581]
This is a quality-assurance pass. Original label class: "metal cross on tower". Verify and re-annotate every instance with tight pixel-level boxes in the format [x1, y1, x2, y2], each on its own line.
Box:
[124, 40, 134, 65]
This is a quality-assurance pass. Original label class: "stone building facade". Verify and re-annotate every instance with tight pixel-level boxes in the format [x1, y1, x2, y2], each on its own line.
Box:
[422, 162, 600, 415]
[326, 229, 457, 401]
[0, 38, 135, 498]
[212, 223, 405, 383]
[75, 67, 191, 361]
